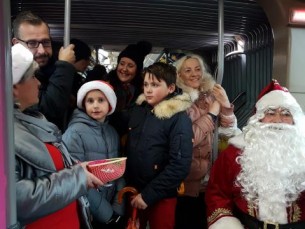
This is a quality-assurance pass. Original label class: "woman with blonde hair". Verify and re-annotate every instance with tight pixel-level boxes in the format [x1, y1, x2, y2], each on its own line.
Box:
[174, 54, 239, 229]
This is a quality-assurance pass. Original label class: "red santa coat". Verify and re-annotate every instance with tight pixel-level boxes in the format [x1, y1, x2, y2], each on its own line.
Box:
[205, 144, 305, 229]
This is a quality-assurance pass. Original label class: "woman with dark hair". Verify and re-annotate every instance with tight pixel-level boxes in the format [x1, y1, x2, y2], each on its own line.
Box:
[107, 40, 152, 138]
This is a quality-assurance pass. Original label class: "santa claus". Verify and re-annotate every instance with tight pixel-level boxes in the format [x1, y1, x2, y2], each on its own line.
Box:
[206, 80, 305, 229]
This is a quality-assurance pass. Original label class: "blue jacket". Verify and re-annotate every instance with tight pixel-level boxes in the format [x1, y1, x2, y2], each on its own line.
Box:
[62, 109, 125, 223]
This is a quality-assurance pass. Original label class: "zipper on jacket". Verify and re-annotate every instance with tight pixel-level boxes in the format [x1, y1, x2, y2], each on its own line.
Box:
[177, 134, 182, 159]
[101, 127, 109, 158]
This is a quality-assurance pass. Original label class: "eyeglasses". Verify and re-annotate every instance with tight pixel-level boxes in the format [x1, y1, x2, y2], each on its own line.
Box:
[264, 108, 293, 120]
[17, 38, 52, 49]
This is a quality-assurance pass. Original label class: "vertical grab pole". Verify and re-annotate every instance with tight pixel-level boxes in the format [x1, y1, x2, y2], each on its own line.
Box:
[1, 0, 19, 228]
[62, 0, 71, 135]
[212, 0, 224, 163]
[64, 0, 71, 47]
[217, 0, 224, 85]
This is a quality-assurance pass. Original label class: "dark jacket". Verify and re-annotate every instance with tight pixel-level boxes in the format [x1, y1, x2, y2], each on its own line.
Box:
[126, 92, 193, 206]
[34, 60, 76, 131]
[62, 109, 125, 223]
[14, 108, 91, 228]
[106, 70, 143, 138]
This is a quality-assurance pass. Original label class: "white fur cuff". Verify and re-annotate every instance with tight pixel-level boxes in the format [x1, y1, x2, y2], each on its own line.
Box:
[209, 216, 244, 229]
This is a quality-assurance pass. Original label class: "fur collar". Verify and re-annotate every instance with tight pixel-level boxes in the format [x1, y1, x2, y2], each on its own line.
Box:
[136, 92, 192, 119]
[228, 133, 246, 150]
[176, 75, 215, 102]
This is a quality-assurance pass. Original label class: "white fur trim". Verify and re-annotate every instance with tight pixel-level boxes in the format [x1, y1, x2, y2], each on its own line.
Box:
[136, 92, 192, 119]
[218, 116, 241, 137]
[12, 44, 34, 84]
[176, 73, 215, 102]
[209, 216, 244, 229]
[228, 133, 246, 149]
[77, 80, 117, 115]
[176, 76, 199, 102]
[256, 90, 302, 115]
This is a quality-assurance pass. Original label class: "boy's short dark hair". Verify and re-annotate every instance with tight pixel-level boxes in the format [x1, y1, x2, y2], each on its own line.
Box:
[70, 38, 91, 62]
[142, 62, 177, 86]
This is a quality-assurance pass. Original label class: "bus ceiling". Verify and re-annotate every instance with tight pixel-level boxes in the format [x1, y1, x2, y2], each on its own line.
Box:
[10, 0, 271, 54]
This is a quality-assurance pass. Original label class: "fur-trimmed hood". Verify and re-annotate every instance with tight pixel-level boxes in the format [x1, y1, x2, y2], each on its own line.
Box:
[136, 92, 192, 119]
[176, 74, 215, 102]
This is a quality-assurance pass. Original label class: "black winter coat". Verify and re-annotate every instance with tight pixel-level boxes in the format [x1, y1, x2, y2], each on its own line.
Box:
[34, 60, 75, 131]
[126, 92, 193, 206]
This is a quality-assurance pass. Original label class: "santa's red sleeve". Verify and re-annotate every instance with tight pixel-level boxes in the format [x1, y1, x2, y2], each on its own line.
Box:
[205, 145, 244, 229]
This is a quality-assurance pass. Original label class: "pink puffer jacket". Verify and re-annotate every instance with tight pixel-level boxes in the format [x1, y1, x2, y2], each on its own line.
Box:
[177, 76, 237, 197]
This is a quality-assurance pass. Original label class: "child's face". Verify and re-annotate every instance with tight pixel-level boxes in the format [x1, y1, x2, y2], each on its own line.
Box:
[84, 89, 110, 122]
[143, 73, 175, 107]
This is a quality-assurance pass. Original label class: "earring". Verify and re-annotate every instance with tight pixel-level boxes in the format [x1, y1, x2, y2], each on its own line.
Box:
[14, 101, 21, 109]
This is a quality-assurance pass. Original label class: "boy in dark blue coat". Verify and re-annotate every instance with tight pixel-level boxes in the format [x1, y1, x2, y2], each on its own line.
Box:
[126, 62, 193, 229]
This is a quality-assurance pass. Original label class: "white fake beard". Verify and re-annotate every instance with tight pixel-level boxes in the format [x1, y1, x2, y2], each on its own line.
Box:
[236, 122, 305, 223]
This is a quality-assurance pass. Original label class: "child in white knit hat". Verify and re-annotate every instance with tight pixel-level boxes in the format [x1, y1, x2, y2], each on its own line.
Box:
[62, 80, 125, 227]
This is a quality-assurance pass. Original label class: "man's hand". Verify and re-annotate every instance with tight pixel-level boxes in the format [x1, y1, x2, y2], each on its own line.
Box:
[58, 44, 75, 64]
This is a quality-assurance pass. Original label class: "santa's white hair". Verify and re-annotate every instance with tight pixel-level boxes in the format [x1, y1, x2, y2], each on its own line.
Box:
[234, 90, 305, 224]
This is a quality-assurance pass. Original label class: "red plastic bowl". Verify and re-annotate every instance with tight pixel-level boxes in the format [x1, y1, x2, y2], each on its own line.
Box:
[87, 157, 127, 183]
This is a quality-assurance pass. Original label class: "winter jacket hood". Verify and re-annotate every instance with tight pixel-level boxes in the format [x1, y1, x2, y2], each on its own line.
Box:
[135, 89, 193, 119]
[176, 74, 215, 102]
[68, 108, 103, 127]
[63, 108, 119, 161]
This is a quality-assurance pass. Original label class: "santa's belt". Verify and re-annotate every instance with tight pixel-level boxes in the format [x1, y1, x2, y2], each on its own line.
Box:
[234, 207, 305, 229]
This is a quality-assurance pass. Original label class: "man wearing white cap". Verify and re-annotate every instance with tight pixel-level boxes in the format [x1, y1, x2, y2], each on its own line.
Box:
[205, 80, 305, 229]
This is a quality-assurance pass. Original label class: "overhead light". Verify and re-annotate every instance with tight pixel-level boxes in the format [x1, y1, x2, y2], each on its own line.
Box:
[234, 35, 245, 52]
[289, 9, 305, 26]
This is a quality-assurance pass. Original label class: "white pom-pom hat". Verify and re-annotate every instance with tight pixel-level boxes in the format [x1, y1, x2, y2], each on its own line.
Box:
[12, 43, 34, 85]
[77, 80, 117, 115]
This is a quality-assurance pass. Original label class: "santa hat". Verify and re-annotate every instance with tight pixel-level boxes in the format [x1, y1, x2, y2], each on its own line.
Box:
[12, 43, 34, 85]
[77, 80, 117, 115]
[117, 40, 152, 70]
[255, 79, 303, 116]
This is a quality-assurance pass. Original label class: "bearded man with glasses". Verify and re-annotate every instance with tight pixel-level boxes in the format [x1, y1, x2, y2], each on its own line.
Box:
[206, 79, 305, 229]
[12, 11, 76, 131]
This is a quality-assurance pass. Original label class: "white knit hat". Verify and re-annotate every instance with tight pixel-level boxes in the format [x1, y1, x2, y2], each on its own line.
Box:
[12, 43, 34, 85]
[77, 80, 117, 115]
